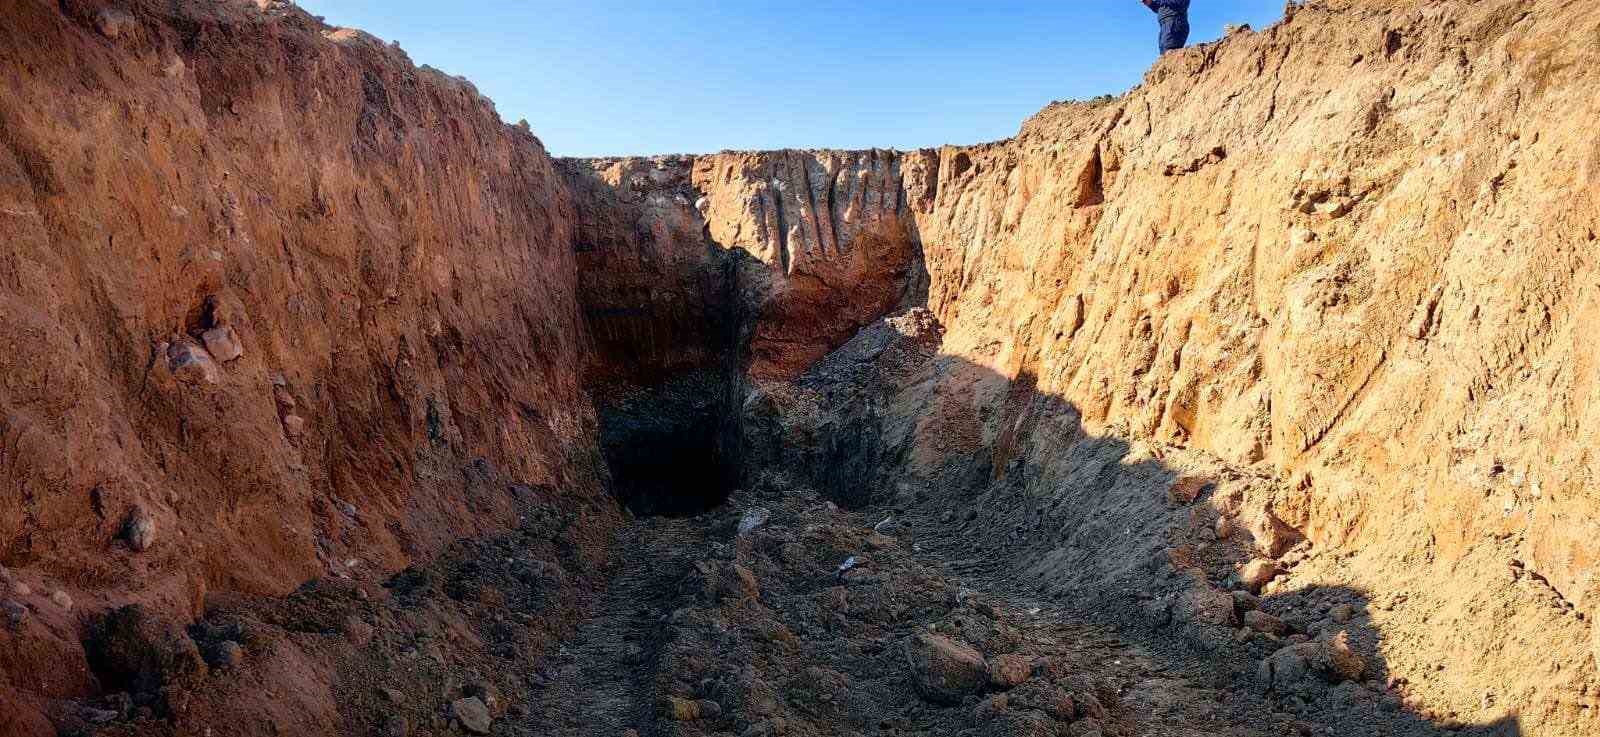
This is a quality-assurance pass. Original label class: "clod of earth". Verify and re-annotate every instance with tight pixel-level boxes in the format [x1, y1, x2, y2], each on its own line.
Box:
[450, 697, 492, 735]
[85, 605, 208, 696]
[904, 633, 990, 704]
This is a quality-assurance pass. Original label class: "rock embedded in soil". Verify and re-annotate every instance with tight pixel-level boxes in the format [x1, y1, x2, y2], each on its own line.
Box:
[1167, 477, 1210, 505]
[1245, 510, 1304, 559]
[86, 605, 207, 694]
[1176, 582, 1238, 627]
[1257, 631, 1367, 695]
[202, 326, 244, 362]
[738, 507, 771, 535]
[123, 506, 156, 552]
[698, 561, 759, 602]
[282, 413, 307, 439]
[450, 697, 492, 735]
[210, 640, 244, 669]
[465, 681, 500, 714]
[2, 599, 26, 629]
[1245, 610, 1290, 636]
[664, 696, 703, 721]
[94, 8, 136, 39]
[988, 653, 1034, 689]
[1238, 559, 1282, 593]
[167, 341, 220, 385]
[903, 633, 989, 704]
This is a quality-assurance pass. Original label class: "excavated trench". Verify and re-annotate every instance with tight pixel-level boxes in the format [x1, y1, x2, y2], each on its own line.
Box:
[596, 371, 744, 517]
[8, 3, 1600, 736]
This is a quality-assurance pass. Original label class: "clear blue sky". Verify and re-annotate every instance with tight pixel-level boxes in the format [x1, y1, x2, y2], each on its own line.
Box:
[295, 1, 1285, 157]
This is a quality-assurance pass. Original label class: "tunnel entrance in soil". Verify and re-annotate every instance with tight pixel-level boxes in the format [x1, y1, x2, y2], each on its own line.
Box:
[599, 371, 741, 518]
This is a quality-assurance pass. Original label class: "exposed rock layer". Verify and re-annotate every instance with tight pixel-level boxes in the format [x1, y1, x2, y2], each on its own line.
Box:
[1, 0, 1599, 735]
[0, 0, 608, 727]
[585, 1, 1600, 732]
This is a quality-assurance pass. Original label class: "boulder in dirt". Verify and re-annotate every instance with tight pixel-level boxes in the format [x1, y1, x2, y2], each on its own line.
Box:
[1244, 508, 1303, 558]
[2, 599, 26, 629]
[1238, 559, 1282, 593]
[1244, 610, 1289, 636]
[450, 697, 492, 735]
[987, 710, 1059, 737]
[465, 680, 500, 714]
[167, 342, 219, 385]
[866, 532, 898, 551]
[1323, 631, 1366, 681]
[1067, 719, 1104, 737]
[1075, 692, 1106, 720]
[123, 506, 156, 552]
[1005, 681, 1076, 721]
[208, 640, 244, 669]
[202, 326, 244, 362]
[904, 633, 989, 704]
[86, 605, 207, 694]
[1167, 476, 1211, 505]
[664, 696, 702, 720]
[1174, 581, 1237, 627]
[1256, 631, 1366, 695]
[282, 413, 307, 439]
[988, 653, 1033, 689]
[94, 8, 136, 40]
[692, 561, 760, 602]
[731, 564, 760, 600]
[738, 507, 770, 536]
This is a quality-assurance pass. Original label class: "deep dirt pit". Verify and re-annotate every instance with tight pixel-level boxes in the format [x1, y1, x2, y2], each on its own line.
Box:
[4, 1, 1600, 736]
[598, 377, 742, 518]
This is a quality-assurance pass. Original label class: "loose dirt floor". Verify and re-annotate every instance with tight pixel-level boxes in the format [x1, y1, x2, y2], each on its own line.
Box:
[504, 472, 1497, 737]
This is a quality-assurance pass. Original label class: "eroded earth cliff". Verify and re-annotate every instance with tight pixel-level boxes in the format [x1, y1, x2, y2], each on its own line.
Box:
[1, 0, 1598, 736]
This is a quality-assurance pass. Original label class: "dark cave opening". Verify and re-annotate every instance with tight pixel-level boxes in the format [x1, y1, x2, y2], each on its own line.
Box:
[598, 371, 742, 518]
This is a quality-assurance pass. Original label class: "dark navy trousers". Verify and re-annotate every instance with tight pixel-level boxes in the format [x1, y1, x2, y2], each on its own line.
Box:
[1159, 16, 1191, 53]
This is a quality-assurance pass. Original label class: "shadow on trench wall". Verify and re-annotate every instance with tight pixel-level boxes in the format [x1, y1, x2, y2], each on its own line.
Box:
[586, 245, 766, 519]
[753, 315, 1531, 736]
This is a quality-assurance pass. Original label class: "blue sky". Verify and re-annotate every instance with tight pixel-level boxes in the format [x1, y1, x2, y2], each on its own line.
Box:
[295, 1, 1285, 157]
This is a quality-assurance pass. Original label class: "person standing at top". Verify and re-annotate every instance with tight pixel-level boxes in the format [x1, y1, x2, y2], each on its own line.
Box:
[1141, 0, 1191, 53]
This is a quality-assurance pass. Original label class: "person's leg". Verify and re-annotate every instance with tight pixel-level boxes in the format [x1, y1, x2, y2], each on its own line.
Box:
[1159, 17, 1190, 52]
